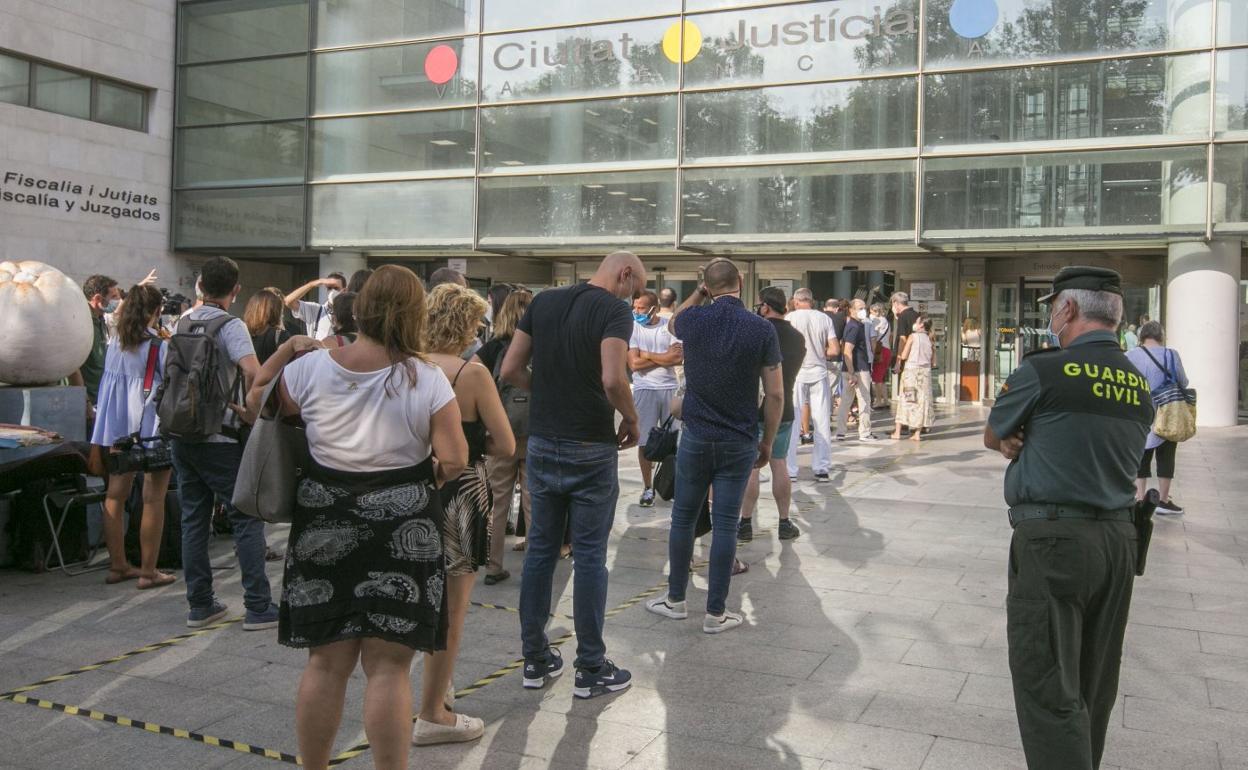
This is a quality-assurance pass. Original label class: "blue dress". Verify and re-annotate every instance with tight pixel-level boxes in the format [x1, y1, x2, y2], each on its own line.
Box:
[90, 332, 166, 448]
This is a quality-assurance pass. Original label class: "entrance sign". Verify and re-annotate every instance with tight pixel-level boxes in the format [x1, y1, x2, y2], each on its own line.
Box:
[910, 281, 936, 301]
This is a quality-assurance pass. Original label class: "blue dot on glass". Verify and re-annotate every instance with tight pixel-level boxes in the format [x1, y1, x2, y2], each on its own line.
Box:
[949, 0, 998, 38]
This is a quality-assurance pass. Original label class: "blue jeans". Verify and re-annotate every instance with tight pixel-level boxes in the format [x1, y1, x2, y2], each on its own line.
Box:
[171, 440, 273, 614]
[520, 436, 619, 670]
[667, 430, 757, 616]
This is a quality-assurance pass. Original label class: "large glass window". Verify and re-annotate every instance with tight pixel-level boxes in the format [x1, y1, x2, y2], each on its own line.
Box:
[923, 147, 1208, 236]
[926, 0, 1186, 70]
[683, 0, 919, 90]
[317, 0, 479, 48]
[1214, 144, 1248, 231]
[310, 180, 474, 246]
[177, 123, 306, 187]
[94, 81, 146, 131]
[312, 110, 476, 182]
[0, 54, 29, 106]
[481, 18, 677, 102]
[175, 186, 305, 248]
[480, 95, 677, 171]
[315, 38, 477, 115]
[684, 78, 916, 163]
[1220, 1, 1247, 45]
[33, 65, 90, 120]
[925, 55, 1205, 149]
[483, 0, 678, 31]
[479, 170, 676, 244]
[178, 56, 307, 125]
[682, 161, 915, 240]
[179, 0, 308, 64]
[1218, 50, 1248, 138]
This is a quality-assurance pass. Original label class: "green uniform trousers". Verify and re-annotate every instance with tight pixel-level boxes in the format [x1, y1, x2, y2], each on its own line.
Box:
[1006, 517, 1137, 769]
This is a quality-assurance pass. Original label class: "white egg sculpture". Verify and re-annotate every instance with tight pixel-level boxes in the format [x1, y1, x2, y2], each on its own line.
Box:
[0, 261, 94, 386]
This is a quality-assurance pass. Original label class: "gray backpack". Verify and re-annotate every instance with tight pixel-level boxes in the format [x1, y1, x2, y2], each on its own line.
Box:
[491, 341, 529, 439]
[156, 314, 240, 441]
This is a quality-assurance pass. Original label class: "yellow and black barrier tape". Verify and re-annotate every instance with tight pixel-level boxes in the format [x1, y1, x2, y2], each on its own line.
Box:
[0, 617, 241, 701]
[5, 693, 301, 764]
[470, 601, 575, 621]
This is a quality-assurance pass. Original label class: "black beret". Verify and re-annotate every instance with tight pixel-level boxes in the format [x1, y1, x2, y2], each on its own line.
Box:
[1037, 266, 1123, 305]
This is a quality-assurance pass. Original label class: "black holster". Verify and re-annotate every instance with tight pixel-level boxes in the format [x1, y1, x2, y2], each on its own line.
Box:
[1133, 489, 1160, 577]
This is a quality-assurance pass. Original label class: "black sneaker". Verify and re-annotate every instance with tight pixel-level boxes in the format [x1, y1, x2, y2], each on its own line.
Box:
[778, 519, 800, 540]
[800, 432, 814, 445]
[640, 489, 656, 508]
[737, 519, 753, 543]
[522, 647, 564, 690]
[573, 660, 632, 699]
[1156, 499, 1184, 515]
[814, 472, 830, 483]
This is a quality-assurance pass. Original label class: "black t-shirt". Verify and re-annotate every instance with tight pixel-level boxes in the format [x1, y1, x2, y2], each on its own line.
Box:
[477, 336, 509, 375]
[894, 307, 919, 350]
[825, 310, 847, 343]
[764, 317, 806, 424]
[518, 284, 633, 444]
[251, 327, 291, 365]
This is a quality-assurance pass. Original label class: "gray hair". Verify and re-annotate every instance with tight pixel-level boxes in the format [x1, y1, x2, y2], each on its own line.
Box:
[890, 291, 909, 305]
[870, 302, 887, 315]
[1138, 320, 1164, 343]
[1054, 289, 1123, 327]
[793, 288, 814, 304]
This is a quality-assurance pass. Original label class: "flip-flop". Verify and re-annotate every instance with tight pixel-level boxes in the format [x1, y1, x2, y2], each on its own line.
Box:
[732, 559, 749, 576]
[137, 573, 178, 590]
[105, 570, 140, 585]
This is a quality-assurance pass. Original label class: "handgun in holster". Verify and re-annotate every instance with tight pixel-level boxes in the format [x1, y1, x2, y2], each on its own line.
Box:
[1133, 489, 1160, 577]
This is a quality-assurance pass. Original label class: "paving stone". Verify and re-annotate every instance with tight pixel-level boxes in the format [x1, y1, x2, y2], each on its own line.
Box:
[625, 732, 826, 770]
[1100, 725, 1222, 770]
[745, 711, 935, 768]
[860, 691, 1021, 750]
[901, 640, 1010, 677]
[1123, 694, 1248, 747]
[1207, 678, 1248, 713]
[919, 737, 1028, 769]
[955, 673, 1016, 711]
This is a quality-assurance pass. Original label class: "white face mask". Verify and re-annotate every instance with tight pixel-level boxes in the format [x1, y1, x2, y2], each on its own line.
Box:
[327, 289, 340, 303]
[856, 309, 868, 320]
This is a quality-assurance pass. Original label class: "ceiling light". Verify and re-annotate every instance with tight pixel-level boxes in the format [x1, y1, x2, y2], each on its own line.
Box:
[702, 218, 717, 223]
[501, 159, 525, 166]
[642, 118, 657, 126]
[429, 139, 458, 146]
[621, 107, 633, 114]
[629, 197, 647, 202]
[586, 109, 600, 117]
[717, 222, 731, 227]
[607, 190, 628, 196]
[648, 203, 657, 207]
[482, 151, 493, 156]
[685, 213, 700, 218]
[584, 183, 605, 189]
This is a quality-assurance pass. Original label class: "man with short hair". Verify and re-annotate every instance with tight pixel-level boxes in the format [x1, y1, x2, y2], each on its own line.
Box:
[784, 288, 839, 483]
[285, 272, 346, 340]
[75, 274, 121, 408]
[891, 291, 919, 373]
[657, 287, 678, 319]
[629, 290, 683, 507]
[646, 258, 783, 634]
[172, 256, 278, 631]
[502, 250, 645, 700]
[739, 286, 806, 543]
[985, 267, 1152, 769]
[836, 299, 878, 441]
[429, 266, 468, 288]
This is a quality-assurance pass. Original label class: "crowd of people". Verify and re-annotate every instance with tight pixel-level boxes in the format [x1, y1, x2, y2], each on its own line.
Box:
[65, 250, 1188, 769]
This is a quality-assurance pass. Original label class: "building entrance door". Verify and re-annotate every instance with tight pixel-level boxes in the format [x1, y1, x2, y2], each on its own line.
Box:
[988, 279, 1053, 398]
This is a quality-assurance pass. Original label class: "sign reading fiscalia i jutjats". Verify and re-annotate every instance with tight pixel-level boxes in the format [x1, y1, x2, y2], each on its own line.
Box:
[0, 171, 161, 222]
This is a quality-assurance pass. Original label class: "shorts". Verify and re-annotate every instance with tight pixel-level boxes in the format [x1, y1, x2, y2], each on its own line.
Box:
[872, 348, 892, 383]
[634, 387, 677, 447]
[757, 421, 794, 460]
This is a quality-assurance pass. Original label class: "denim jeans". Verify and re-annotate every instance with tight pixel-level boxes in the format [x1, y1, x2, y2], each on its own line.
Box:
[520, 436, 619, 670]
[171, 440, 273, 614]
[667, 430, 758, 615]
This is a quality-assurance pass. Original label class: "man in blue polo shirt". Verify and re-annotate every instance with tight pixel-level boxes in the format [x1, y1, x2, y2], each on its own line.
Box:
[646, 258, 783, 634]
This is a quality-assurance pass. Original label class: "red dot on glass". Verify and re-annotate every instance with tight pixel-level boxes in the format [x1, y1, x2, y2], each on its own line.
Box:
[424, 45, 459, 86]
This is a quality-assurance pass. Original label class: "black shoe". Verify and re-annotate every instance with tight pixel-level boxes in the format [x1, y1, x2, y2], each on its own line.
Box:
[1156, 499, 1184, 515]
[573, 660, 632, 699]
[484, 570, 510, 586]
[640, 488, 656, 508]
[737, 520, 753, 543]
[800, 432, 814, 445]
[814, 471, 830, 483]
[522, 647, 564, 690]
[778, 519, 800, 540]
[506, 521, 516, 536]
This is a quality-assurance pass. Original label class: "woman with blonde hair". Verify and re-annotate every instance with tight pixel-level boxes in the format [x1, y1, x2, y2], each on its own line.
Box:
[243, 289, 290, 364]
[91, 284, 177, 589]
[414, 283, 515, 745]
[247, 264, 467, 770]
[474, 288, 534, 581]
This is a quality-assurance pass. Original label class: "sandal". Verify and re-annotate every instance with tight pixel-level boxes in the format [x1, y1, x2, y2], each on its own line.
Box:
[732, 559, 749, 576]
[105, 568, 141, 585]
[512, 540, 527, 552]
[137, 572, 178, 590]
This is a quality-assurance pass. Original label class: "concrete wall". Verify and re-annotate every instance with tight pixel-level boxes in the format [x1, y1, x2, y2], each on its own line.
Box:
[0, 0, 194, 294]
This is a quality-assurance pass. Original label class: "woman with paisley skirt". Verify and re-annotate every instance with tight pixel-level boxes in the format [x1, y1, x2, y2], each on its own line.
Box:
[247, 265, 467, 770]
[414, 284, 516, 746]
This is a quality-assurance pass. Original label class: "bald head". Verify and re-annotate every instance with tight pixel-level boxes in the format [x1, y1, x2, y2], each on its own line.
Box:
[703, 258, 741, 295]
[593, 250, 646, 300]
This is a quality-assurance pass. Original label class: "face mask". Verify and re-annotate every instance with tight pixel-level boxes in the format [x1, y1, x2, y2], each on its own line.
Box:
[633, 312, 651, 324]
[856, 309, 868, 320]
[327, 289, 340, 303]
[103, 298, 120, 314]
[1047, 308, 1068, 348]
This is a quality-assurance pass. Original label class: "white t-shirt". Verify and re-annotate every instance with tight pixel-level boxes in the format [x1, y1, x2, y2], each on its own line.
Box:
[295, 300, 334, 341]
[871, 316, 892, 350]
[629, 321, 680, 391]
[282, 350, 456, 472]
[182, 305, 257, 443]
[785, 308, 837, 383]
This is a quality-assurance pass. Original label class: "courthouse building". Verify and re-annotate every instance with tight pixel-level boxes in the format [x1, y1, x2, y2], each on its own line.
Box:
[1, 0, 1247, 424]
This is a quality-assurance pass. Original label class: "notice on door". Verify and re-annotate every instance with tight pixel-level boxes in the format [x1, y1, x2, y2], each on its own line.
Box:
[910, 282, 937, 302]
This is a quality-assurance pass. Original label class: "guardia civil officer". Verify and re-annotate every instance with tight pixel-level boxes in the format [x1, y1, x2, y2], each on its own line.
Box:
[984, 267, 1154, 770]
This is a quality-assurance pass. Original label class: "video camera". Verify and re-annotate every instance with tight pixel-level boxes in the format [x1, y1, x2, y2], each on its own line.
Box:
[160, 289, 191, 317]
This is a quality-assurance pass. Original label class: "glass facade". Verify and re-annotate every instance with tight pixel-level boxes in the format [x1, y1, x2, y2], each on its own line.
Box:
[172, 0, 1246, 251]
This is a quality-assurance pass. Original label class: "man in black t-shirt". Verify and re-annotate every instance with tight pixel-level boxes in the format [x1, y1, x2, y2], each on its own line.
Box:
[891, 291, 920, 373]
[739, 286, 807, 543]
[501, 251, 645, 700]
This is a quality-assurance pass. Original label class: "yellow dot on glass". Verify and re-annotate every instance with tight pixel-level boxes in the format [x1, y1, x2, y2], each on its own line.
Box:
[662, 20, 702, 64]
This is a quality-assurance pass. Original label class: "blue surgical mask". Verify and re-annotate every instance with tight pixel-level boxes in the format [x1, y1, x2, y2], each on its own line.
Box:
[1047, 311, 1067, 348]
[104, 298, 120, 314]
[633, 312, 651, 324]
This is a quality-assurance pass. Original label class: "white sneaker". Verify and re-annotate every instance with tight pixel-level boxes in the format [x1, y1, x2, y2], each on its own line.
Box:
[703, 610, 744, 634]
[413, 713, 485, 746]
[645, 595, 688, 620]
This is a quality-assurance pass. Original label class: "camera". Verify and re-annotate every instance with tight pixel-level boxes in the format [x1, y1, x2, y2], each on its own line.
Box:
[108, 434, 173, 475]
[160, 289, 190, 317]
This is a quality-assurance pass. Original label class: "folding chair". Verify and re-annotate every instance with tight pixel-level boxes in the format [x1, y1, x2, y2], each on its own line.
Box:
[41, 475, 108, 575]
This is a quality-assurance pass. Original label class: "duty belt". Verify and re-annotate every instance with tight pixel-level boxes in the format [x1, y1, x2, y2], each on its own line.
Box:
[1007, 504, 1134, 528]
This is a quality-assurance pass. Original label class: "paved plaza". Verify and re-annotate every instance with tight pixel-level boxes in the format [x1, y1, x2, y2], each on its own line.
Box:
[1, 406, 1246, 769]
